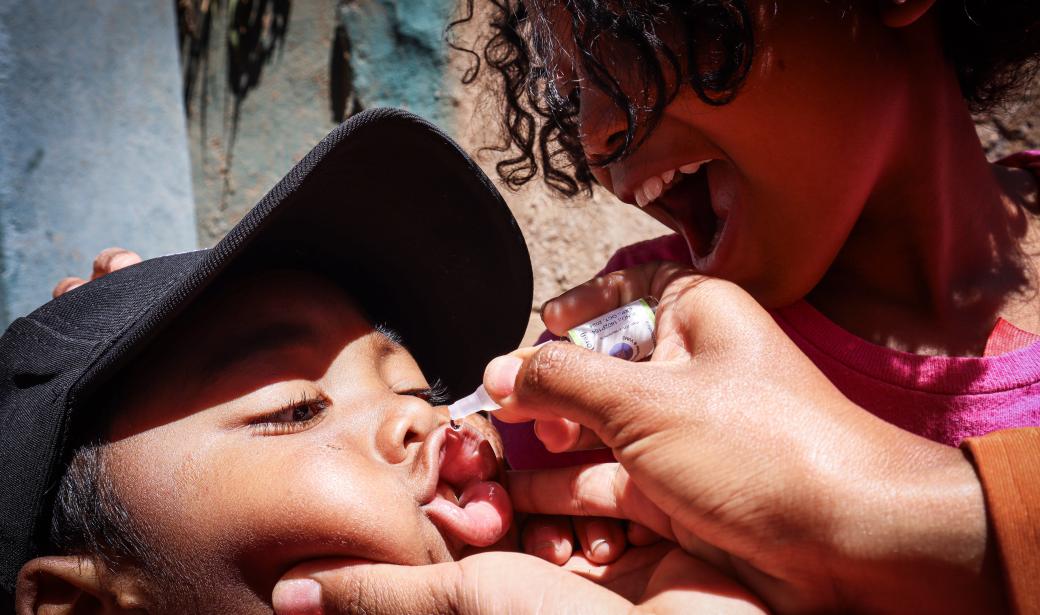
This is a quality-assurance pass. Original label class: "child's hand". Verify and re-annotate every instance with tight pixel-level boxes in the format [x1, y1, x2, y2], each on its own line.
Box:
[485, 263, 1003, 614]
[51, 247, 141, 297]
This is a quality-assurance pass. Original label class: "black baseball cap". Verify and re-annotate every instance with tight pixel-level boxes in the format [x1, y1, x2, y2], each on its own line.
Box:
[0, 108, 533, 606]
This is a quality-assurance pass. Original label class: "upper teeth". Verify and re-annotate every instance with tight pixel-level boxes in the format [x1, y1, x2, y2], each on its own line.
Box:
[634, 160, 711, 208]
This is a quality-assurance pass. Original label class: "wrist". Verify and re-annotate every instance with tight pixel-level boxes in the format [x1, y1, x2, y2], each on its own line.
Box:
[831, 435, 1005, 613]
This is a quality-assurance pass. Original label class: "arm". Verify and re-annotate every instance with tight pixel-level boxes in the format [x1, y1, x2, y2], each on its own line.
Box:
[489, 261, 1009, 613]
[962, 428, 1040, 614]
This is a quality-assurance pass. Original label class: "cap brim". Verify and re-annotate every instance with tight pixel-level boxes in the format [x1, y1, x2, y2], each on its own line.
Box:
[73, 108, 532, 402]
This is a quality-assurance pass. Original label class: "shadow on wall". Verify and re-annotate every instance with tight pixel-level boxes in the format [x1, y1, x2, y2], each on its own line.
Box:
[330, 22, 363, 123]
[178, 0, 293, 160]
[176, 0, 365, 207]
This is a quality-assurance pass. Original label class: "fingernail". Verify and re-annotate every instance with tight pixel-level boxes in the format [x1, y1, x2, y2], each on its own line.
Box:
[486, 356, 522, 397]
[272, 579, 322, 615]
[533, 419, 548, 442]
[532, 540, 561, 562]
[585, 519, 615, 562]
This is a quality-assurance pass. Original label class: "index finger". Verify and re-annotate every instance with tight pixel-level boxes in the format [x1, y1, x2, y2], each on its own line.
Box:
[541, 261, 693, 336]
[507, 463, 676, 542]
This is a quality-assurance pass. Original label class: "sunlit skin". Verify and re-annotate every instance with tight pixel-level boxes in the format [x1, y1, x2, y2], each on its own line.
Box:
[34, 253, 773, 615]
[94, 269, 511, 613]
[542, 0, 1039, 356]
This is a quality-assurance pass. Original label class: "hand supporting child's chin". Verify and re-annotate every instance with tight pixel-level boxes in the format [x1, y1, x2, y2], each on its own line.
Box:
[273, 542, 768, 614]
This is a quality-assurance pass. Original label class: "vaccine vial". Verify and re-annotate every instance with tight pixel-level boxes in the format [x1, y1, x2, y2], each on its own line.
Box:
[565, 297, 658, 362]
[446, 297, 658, 427]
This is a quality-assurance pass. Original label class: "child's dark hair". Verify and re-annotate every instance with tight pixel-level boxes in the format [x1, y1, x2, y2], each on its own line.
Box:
[46, 389, 202, 613]
[451, 0, 1040, 196]
[48, 442, 200, 611]
[50, 443, 145, 569]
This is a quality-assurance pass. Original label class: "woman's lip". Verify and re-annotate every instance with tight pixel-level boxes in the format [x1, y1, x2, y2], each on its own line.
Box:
[616, 156, 719, 206]
[645, 161, 740, 273]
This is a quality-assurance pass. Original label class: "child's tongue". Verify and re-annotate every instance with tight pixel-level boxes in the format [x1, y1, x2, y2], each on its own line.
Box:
[424, 428, 512, 548]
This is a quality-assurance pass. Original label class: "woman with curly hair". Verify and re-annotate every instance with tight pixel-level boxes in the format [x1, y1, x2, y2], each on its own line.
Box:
[440, 0, 1040, 612]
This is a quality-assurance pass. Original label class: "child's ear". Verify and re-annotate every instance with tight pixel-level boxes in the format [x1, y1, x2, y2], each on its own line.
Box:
[880, 0, 938, 28]
[15, 556, 147, 614]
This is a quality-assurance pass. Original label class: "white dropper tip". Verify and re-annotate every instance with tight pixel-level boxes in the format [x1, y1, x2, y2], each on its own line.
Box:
[448, 385, 501, 426]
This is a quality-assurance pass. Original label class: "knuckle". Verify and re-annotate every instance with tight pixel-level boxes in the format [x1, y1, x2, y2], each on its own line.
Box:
[110, 250, 141, 269]
[523, 342, 577, 397]
[52, 277, 83, 298]
[93, 247, 131, 272]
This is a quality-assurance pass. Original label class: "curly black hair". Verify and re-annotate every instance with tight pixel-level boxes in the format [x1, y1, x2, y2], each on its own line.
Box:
[449, 0, 1040, 197]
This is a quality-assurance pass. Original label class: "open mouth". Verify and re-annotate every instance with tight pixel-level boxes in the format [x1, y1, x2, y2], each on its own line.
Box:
[634, 160, 727, 261]
[419, 424, 512, 548]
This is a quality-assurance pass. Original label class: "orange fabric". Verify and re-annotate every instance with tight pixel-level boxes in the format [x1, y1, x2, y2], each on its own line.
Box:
[963, 428, 1040, 614]
[985, 318, 1040, 357]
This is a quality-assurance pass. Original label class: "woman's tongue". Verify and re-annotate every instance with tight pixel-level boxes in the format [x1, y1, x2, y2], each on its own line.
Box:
[424, 429, 512, 548]
[658, 166, 724, 260]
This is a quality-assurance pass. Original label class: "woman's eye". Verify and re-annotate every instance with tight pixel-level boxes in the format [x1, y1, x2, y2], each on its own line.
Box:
[250, 396, 329, 435]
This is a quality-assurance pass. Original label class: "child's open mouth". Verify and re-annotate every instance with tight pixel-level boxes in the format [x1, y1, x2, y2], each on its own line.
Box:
[635, 160, 729, 263]
[419, 424, 512, 548]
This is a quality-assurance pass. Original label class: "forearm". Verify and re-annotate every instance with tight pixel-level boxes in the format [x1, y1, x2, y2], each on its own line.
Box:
[830, 435, 1005, 614]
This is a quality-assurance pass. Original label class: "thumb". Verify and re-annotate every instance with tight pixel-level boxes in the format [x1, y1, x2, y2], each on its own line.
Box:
[273, 558, 461, 615]
[273, 553, 631, 615]
[485, 342, 661, 448]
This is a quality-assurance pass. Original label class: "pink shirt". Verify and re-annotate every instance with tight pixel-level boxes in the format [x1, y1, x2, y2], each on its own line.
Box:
[499, 151, 1040, 470]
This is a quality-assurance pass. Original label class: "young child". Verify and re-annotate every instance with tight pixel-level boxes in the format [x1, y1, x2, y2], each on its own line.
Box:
[0, 109, 533, 613]
[462, 1, 1040, 466]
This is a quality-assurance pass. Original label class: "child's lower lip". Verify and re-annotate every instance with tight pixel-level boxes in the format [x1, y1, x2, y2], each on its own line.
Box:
[419, 424, 513, 548]
[423, 479, 513, 548]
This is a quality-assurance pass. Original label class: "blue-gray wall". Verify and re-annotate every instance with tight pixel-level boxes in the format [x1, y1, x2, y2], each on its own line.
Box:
[0, 1, 196, 327]
[339, 0, 455, 128]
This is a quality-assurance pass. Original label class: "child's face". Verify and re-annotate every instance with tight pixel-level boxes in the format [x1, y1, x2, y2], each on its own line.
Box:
[541, 1, 930, 306]
[99, 269, 512, 611]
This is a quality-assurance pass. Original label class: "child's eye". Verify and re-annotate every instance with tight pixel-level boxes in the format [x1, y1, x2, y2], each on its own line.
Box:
[250, 395, 329, 435]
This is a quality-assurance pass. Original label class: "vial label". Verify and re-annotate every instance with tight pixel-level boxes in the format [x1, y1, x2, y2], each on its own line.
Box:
[566, 298, 656, 362]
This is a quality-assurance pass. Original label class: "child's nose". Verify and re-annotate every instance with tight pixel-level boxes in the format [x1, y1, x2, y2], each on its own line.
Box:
[376, 396, 440, 464]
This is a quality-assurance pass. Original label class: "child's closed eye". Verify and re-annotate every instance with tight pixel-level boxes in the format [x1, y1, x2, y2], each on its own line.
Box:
[397, 379, 449, 406]
[250, 394, 330, 436]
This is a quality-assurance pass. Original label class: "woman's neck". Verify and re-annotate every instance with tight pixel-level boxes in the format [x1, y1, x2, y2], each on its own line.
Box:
[807, 62, 1039, 357]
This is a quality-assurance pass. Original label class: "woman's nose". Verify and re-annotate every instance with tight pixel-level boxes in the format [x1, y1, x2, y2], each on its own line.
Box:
[376, 396, 440, 465]
[578, 83, 628, 159]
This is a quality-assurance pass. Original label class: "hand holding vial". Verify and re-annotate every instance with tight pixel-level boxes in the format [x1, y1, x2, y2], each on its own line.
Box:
[488, 261, 1001, 615]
